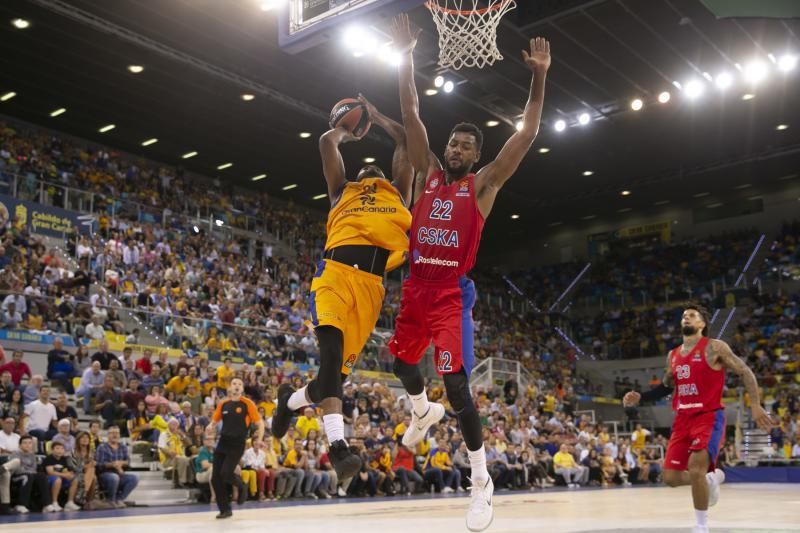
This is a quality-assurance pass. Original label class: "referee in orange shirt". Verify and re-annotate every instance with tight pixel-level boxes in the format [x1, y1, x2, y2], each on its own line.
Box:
[211, 377, 264, 519]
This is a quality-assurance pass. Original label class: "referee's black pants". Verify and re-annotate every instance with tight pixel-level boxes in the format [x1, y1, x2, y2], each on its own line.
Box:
[212, 441, 246, 513]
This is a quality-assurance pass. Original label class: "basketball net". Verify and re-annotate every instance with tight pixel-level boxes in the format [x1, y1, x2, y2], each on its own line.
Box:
[425, 0, 517, 70]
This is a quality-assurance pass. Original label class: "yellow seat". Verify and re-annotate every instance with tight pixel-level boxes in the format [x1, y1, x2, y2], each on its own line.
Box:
[45, 440, 53, 455]
[72, 377, 81, 390]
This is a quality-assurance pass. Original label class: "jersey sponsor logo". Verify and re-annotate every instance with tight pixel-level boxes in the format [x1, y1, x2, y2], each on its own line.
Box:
[429, 178, 439, 189]
[691, 438, 701, 446]
[417, 227, 459, 247]
[677, 402, 704, 409]
[677, 383, 699, 396]
[414, 255, 460, 267]
[359, 183, 377, 206]
[343, 353, 357, 369]
[340, 205, 398, 216]
[455, 179, 470, 197]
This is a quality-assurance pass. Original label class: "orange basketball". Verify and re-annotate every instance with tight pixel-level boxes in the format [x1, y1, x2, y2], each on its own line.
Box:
[329, 98, 371, 137]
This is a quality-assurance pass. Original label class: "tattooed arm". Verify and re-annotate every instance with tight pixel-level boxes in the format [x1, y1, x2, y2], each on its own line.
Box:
[623, 353, 673, 406]
[708, 339, 774, 431]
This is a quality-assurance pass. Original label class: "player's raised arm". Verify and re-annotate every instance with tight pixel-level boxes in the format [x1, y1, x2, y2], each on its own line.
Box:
[708, 339, 774, 432]
[475, 37, 551, 215]
[392, 14, 441, 186]
[319, 127, 361, 202]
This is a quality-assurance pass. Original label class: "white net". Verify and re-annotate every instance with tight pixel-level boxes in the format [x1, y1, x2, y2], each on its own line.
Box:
[425, 0, 517, 70]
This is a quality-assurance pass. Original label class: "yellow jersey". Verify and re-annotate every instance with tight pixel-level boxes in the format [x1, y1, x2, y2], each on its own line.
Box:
[326, 178, 411, 271]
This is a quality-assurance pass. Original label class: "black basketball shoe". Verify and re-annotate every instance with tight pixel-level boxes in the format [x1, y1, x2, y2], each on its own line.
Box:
[271, 383, 295, 439]
[328, 439, 362, 479]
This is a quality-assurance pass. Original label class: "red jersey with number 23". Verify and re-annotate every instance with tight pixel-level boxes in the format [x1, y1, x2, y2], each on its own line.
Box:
[409, 170, 485, 281]
[669, 336, 725, 414]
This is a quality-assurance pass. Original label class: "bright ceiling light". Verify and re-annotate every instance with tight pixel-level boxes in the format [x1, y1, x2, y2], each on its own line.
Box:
[672, 80, 683, 90]
[282, 184, 298, 190]
[313, 194, 327, 200]
[425, 89, 438, 96]
[510, 214, 520, 219]
[683, 79, 705, 99]
[363, 157, 376, 163]
[251, 174, 267, 181]
[141, 138, 158, 146]
[50, 108, 66, 117]
[515, 121, 524, 131]
[241, 93, 255, 101]
[582, 170, 593, 177]
[578, 113, 590, 125]
[216, 163, 233, 170]
[485, 120, 500, 127]
[299, 132, 312, 138]
[98, 124, 116, 133]
[554, 119, 566, 132]
[715, 71, 733, 90]
[538, 147, 550, 154]
[11, 19, 30, 29]
[630, 98, 643, 111]
[743, 60, 768, 83]
[778, 54, 797, 72]
[434, 76, 445, 88]
[443, 80, 454, 93]
[658, 91, 671, 104]
[342, 26, 377, 55]
[776, 124, 789, 131]
[1, 92, 17, 102]
[127, 65, 144, 74]
[261, 0, 287, 11]
[182, 151, 198, 159]
[621, 190, 631, 196]
[741, 93, 755, 100]
[215, 219, 224, 227]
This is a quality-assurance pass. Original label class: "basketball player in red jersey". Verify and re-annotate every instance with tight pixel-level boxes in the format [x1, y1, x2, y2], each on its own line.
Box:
[389, 14, 550, 531]
[624, 304, 773, 533]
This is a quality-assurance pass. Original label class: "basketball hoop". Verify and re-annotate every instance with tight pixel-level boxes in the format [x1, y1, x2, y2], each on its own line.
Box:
[425, 0, 516, 70]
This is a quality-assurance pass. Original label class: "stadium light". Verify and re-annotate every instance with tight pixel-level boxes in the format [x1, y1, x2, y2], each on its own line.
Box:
[127, 65, 144, 74]
[241, 93, 255, 101]
[251, 174, 267, 181]
[515, 121, 524, 131]
[582, 170, 593, 177]
[658, 91, 671, 104]
[11, 19, 30, 29]
[715, 72, 733, 90]
[778, 54, 797, 72]
[621, 190, 631, 196]
[776, 124, 789, 131]
[630, 98, 643, 111]
[282, 184, 297, 190]
[443, 80, 454, 93]
[578, 113, 590, 125]
[554, 119, 566, 132]
[363, 157, 376, 163]
[261, 0, 288, 11]
[216, 163, 233, 170]
[743, 60, 768, 83]
[434, 76, 445, 88]
[141, 138, 158, 146]
[98, 124, 116, 133]
[342, 26, 377, 56]
[425, 89, 438, 96]
[485, 120, 499, 127]
[1, 92, 17, 102]
[50, 108, 66, 117]
[741, 93, 755, 100]
[299, 132, 311, 138]
[510, 214, 520, 219]
[683, 79, 705, 99]
[182, 151, 198, 159]
[538, 147, 550, 154]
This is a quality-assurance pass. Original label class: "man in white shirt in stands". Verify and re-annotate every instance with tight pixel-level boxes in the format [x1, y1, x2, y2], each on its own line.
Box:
[0, 417, 21, 454]
[85, 316, 106, 341]
[76, 361, 106, 413]
[24, 386, 57, 452]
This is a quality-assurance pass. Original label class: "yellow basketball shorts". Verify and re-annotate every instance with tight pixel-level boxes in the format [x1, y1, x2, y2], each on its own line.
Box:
[308, 259, 385, 375]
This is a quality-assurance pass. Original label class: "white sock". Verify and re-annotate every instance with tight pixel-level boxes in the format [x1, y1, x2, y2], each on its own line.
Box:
[323, 414, 344, 443]
[409, 390, 430, 418]
[287, 385, 309, 411]
[468, 445, 489, 482]
[695, 509, 708, 527]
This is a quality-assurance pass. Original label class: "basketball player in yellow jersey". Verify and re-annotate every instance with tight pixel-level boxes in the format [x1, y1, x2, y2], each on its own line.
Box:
[271, 96, 414, 478]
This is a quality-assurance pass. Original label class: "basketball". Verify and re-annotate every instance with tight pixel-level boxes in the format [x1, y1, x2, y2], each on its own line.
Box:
[329, 98, 371, 137]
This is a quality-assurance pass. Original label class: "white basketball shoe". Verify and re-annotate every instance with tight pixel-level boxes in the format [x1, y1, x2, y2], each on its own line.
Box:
[707, 468, 725, 507]
[402, 402, 445, 447]
[466, 477, 494, 532]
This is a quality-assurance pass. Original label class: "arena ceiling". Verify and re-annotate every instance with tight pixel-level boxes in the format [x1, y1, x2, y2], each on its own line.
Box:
[1, 0, 799, 253]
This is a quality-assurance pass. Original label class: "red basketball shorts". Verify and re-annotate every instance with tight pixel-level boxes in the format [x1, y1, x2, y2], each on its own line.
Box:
[389, 275, 476, 376]
[664, 409, 726, 472]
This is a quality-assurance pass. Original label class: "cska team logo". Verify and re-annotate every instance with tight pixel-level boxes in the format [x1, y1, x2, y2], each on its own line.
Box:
[456, 179, 470, 197]
[429, 178, 439, 189]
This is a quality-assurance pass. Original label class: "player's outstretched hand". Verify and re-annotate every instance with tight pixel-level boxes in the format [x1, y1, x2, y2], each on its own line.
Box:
[522, 36, 551, 72]
[357, 93, 379, 120]
[751, 404, 775, 432]
[391, 13, 422, 54]
[622, 390, 641, 407]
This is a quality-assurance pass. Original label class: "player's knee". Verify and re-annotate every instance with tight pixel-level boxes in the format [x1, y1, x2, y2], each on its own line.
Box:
[663, 471, 682, 487]
[443, 371, 472, 413]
